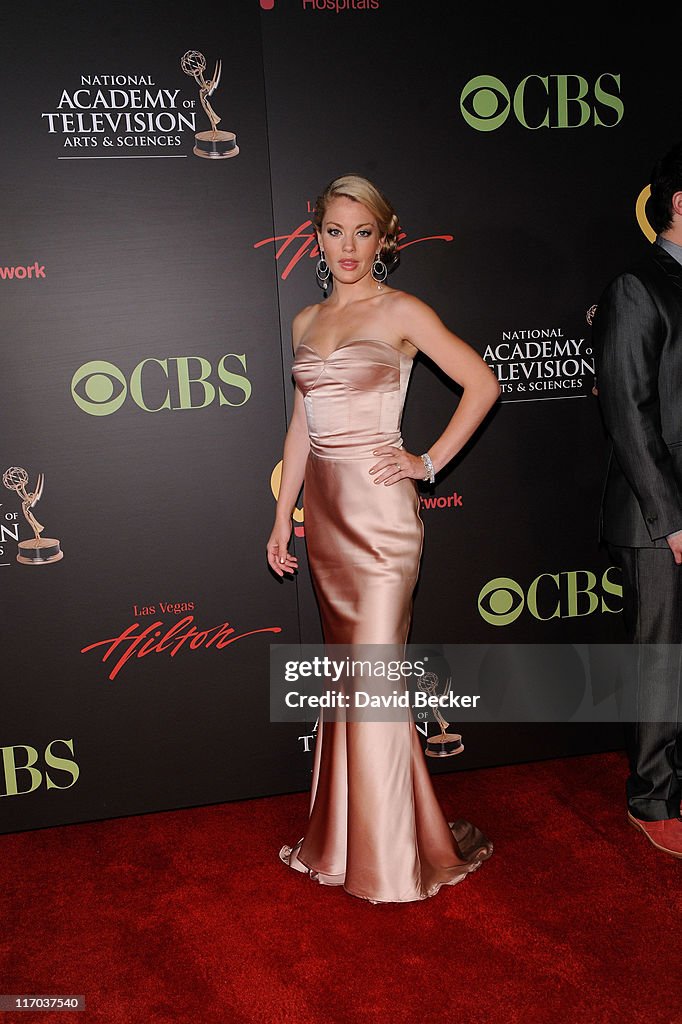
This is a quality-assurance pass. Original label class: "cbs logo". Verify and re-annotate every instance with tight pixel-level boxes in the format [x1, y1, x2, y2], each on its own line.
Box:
[477, 567, 622, 626]
[71, 355, 251, 416]
[1, 739, 79, 798]
[460, 73, 623, 132]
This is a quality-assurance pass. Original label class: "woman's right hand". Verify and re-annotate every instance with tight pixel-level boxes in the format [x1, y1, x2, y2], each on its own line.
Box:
[266, 521, 299, 577]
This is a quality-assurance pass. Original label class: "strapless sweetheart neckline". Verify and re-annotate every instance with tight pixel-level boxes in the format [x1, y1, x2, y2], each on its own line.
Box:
[295, 338, 413, 361]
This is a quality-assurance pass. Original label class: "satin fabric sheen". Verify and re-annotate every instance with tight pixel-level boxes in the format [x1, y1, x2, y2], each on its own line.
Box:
[280, 339, 492, 902]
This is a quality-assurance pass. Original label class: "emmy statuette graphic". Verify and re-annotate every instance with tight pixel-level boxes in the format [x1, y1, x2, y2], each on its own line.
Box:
[418, 670, 464, 758]
[180, 50, 239, 159]
[3, 467, 63, 564]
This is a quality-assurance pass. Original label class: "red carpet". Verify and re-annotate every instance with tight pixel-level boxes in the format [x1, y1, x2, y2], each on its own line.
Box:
[1, 751, 680, 1024]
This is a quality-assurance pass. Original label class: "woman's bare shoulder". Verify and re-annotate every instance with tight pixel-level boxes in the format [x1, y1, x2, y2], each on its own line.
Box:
[381, 289, 441, 345]
[384, 288, 434, 316]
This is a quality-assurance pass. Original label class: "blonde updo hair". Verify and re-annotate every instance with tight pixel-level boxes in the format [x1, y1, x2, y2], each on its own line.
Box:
[312, 174, 400, 261]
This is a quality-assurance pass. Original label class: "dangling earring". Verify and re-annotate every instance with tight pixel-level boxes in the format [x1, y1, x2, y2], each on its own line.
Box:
[371, 251, 388, 288]
[316, 248, 331, 290]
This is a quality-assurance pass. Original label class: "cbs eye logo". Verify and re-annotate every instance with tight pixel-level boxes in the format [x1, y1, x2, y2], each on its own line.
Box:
[478, 577, 525, 625]
[460, 76, 511, 133]
[71, 360, 127, 416]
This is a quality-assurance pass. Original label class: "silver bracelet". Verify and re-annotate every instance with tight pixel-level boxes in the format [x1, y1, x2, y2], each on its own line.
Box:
[420, 452, 435, 484]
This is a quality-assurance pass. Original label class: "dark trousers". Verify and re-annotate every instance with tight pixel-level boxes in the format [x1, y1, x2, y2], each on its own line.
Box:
[608, 545, 682, 820]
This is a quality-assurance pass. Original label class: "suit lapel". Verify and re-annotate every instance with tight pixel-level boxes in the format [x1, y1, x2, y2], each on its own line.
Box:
[651, 244, 682, 294]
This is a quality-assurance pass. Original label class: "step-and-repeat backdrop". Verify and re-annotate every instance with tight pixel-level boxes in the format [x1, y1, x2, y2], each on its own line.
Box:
[2, 3, 674, 834]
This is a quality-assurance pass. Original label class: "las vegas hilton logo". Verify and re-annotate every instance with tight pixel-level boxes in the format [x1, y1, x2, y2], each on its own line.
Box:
[2, 467, 63, 564]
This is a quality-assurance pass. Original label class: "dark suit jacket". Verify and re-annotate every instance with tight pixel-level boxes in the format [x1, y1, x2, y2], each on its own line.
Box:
[594, 243, 682, 548]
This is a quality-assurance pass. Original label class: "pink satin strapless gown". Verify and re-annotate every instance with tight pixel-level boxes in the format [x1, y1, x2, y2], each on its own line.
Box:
[280, 338, 492, 902]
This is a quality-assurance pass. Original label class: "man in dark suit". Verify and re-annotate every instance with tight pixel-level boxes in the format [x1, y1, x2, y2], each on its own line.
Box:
[594, 140, 682, 858]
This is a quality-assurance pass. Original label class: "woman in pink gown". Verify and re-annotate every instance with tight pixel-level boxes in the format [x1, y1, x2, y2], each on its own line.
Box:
[267, 175, 499, 903]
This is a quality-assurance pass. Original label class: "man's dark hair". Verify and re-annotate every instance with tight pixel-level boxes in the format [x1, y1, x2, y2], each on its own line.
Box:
[648, 141, 682, 234]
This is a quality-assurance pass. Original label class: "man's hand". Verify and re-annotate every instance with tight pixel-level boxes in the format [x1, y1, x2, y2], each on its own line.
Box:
[666, 531, 682, 565]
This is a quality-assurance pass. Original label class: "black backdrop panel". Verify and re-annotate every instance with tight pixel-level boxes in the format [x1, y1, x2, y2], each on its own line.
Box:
[1, 1, 306, 835]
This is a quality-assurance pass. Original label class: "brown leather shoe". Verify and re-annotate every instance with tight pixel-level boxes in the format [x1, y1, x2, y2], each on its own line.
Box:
[627, 812, 682, 858]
